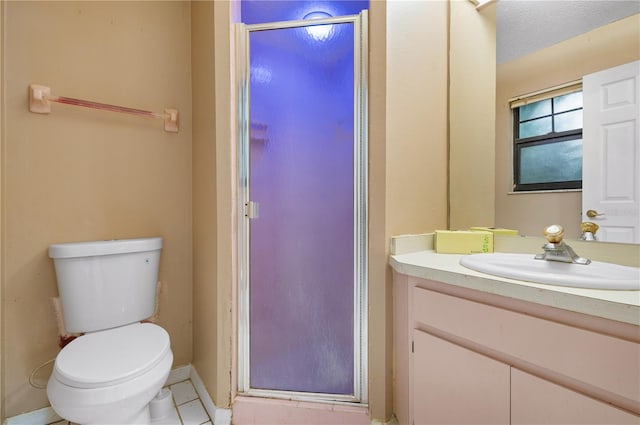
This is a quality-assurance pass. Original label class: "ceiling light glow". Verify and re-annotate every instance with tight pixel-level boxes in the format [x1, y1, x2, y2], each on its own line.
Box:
[303, 11, 334, 42]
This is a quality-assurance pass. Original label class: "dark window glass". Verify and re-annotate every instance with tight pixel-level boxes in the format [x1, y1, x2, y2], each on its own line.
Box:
[519, 139, 583, 184]
[519, 117, 552, 138]
[554, 91, 582, 113]
[513, 91, 583, 191]
[519, 99, 551, 121]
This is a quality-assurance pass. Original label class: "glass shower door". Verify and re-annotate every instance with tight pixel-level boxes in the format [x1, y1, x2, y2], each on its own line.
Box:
[237, 13, 367, 402]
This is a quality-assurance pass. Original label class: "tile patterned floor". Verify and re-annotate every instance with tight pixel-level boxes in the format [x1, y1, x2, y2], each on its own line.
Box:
[49, 379, 212, 425]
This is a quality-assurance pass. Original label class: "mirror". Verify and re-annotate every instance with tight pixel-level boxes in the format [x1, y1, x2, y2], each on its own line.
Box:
[493, 1, 640, 242]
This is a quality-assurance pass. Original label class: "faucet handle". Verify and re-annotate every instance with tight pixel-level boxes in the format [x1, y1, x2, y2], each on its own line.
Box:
[543, 224, 564, 243]
[581, 221, 599, 234]
[586, 209, 605, 218]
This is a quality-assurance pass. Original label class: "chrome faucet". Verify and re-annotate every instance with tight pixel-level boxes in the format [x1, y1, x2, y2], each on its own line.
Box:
[580, 221, 599, 241]
[534, 224, 591, 265]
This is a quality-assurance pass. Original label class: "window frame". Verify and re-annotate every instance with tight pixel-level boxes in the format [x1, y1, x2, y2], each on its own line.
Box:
[511, 86, 583, 192]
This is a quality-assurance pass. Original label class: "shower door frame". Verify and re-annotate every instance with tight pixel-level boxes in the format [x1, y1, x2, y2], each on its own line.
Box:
[236, 11, 369, 404]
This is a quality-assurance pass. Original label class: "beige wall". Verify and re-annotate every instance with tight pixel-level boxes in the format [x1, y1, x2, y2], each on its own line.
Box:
[212, 0, 237, 410]
[2, 1, 193, 417]
[495, 14, 640, 239]
[368, 1, 390, 419]
[385, 0, 449, 419]
[1, 1, 4, 421]
[386, 0, 449, 239]
[449, 0, 496, 230]
[191, 0, 221, 409]
[191, 0, 236, 410]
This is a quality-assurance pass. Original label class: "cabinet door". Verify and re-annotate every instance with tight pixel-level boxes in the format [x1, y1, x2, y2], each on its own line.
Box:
[413, 330, 510, 425]
[512, 368, 639, 424]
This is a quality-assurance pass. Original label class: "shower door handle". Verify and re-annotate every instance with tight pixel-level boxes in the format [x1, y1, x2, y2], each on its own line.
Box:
[245, 201, 259, 219]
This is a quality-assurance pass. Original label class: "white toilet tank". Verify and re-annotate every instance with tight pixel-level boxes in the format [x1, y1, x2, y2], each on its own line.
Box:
[49, 237, 163, 333]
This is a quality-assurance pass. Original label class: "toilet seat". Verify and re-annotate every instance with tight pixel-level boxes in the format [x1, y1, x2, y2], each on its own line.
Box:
[54, 322, 170, 389]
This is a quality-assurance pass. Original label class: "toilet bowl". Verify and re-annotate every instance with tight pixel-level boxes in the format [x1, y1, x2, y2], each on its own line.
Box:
[47, 323, 173, 425]
[46, 237, 173, 425]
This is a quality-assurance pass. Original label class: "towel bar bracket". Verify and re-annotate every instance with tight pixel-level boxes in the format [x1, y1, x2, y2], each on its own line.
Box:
[29, 84, 52, 114]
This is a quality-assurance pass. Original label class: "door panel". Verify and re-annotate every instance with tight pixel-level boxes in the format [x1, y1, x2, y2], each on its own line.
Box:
[413, 330, 510, 425]
[583, 60, 640, 243]
[248, 24, 355, 395]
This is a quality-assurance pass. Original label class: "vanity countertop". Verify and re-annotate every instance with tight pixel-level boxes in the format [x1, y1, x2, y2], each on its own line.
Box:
[390, 249, 640, 326]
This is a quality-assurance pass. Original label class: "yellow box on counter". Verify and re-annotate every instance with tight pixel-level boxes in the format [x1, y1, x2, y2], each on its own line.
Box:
[469, 227, 519, 236]
[435, 230, 493, 254]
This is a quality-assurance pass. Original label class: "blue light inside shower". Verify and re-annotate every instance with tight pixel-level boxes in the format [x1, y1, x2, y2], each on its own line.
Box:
[303, 11, 333, 42]
[241, 1, 368, 25]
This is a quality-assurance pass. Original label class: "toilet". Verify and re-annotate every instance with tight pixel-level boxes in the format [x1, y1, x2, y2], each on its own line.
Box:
[47, 237, 173, 425]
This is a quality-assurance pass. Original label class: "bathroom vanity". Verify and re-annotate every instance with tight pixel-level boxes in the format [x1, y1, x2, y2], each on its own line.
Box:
[390, 241, 640, 425]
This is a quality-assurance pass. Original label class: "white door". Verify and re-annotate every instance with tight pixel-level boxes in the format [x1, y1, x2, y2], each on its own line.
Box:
[583, 60, 640, 243]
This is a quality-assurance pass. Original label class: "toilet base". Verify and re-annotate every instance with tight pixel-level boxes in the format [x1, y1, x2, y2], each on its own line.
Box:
[129, 407, 151, 425]
[75, 406, 151, 425]
[75, 406, 150, 425]
[150, 388, 174, 420]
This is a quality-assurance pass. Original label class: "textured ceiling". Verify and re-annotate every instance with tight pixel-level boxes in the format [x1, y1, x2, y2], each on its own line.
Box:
[496, 0, 640, 64]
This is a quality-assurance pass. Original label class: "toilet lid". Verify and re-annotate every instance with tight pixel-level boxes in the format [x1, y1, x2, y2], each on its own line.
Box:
[54, 322, 171, 389]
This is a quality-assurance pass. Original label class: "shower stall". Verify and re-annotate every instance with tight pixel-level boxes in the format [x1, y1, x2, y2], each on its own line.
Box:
[236, 9, 368, 403]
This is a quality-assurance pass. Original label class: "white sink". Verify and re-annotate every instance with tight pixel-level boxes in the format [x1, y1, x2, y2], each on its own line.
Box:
[459, 253, 640, 290]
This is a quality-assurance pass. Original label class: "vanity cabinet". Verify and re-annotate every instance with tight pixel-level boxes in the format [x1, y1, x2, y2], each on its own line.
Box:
[413, 330, 510, 425]
[393, 272, 640, 425]
[511, 369, 639, 424]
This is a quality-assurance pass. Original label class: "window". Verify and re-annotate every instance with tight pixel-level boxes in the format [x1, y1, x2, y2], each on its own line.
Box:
[512, 86, 583, 192]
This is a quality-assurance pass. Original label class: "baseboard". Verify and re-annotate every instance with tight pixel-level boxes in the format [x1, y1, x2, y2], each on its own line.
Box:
[371, 415, 399, 425]
[189, 366, 232, 425]
[165, 363, 192, 386]
[3, 407, 61, 425]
